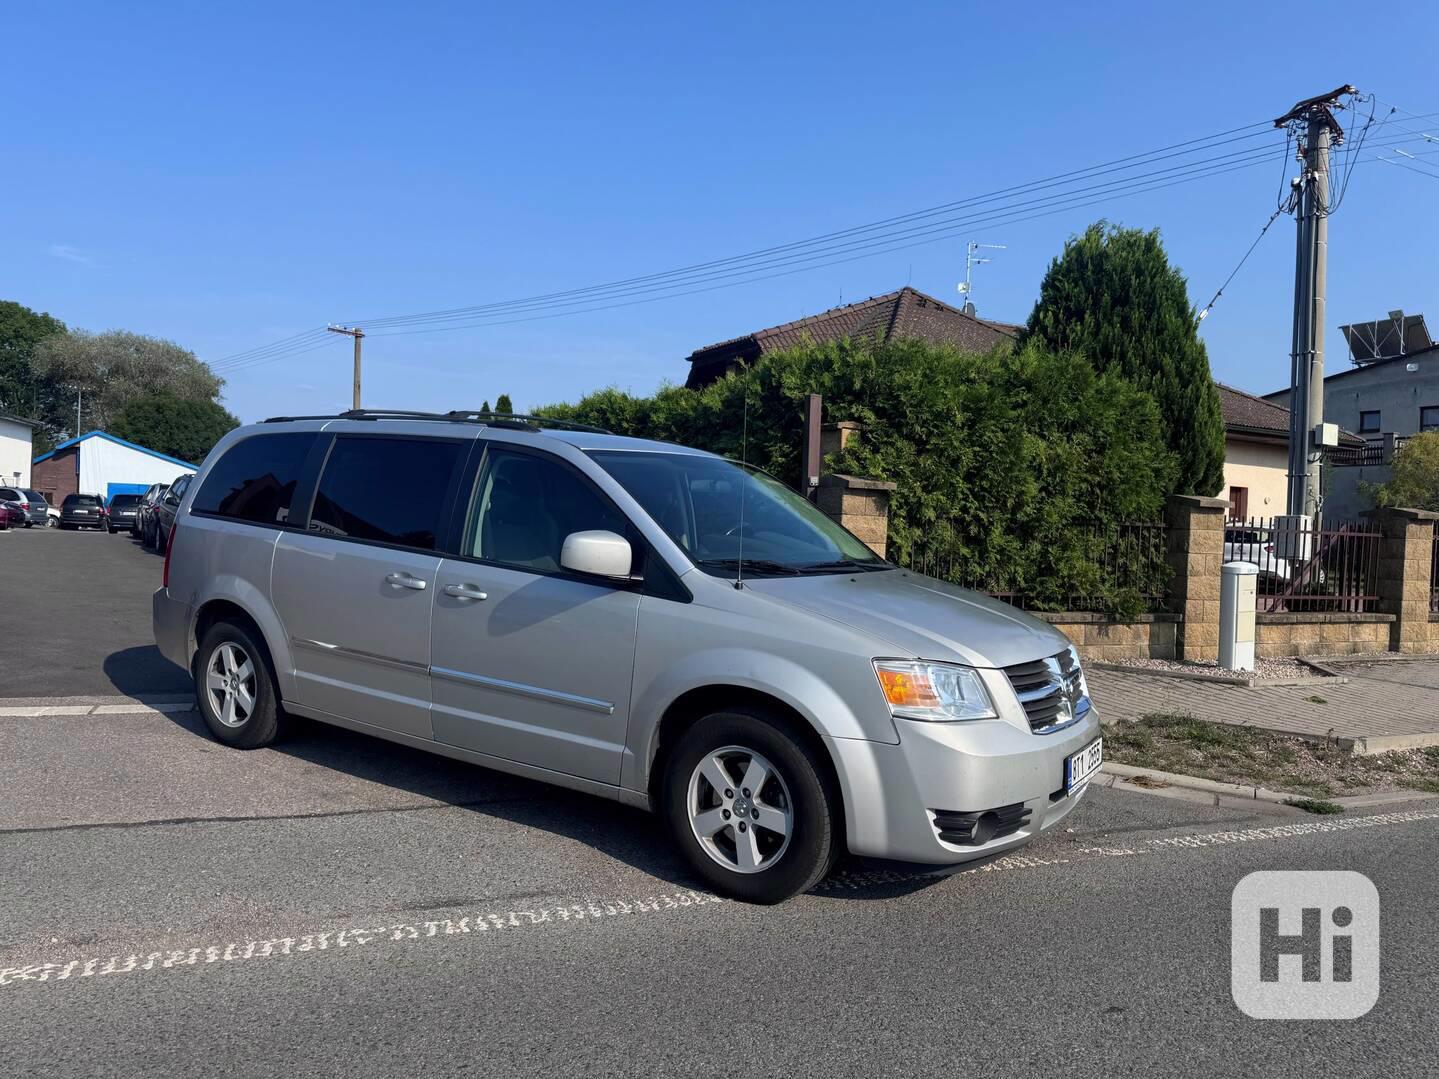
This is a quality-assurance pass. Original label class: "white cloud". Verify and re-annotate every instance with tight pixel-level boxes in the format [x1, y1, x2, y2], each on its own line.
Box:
[48, 244, 98, 267]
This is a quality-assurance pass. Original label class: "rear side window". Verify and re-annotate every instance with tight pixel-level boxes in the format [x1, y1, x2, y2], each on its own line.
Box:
[192, 434, 317, 526]
[309, 436, 463, 550]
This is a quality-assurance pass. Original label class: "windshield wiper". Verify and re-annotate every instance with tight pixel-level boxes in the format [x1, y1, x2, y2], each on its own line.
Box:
[798, 558, 889, 573]
[697, 558, 804, 576]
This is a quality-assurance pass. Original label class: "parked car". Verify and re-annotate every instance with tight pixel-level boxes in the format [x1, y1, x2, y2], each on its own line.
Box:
[0, 500, 23, 530]
[46, 505, 59, 528]
[1223, 525, 1291, 582]
[146, 475, 192, 551]
[106, 493, 144, 533]
[0, 486, 50, 528]
[154, 413, 1100, 903]
[134, 482, 170, 539]
[59, 493, 109, 530]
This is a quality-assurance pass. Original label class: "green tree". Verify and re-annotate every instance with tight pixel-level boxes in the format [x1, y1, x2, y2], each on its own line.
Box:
[1366, 432, 1439, 511]
[480, 399, 491, 413]
[494, 393, 514, 414]
[30, 329, 223, 434]
[111, 393, 239, 463]
[0, 300, 68, 449]
[538, 335, 1176, 611]
[1024, 222, 1226, 496]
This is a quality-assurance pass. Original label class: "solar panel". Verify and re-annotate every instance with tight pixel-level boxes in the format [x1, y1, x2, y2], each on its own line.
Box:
[1339, 310, 1433, 364]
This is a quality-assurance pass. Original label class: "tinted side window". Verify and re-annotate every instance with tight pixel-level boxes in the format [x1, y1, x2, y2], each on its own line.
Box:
[310, 436, 463, 550]
[467, 448, 626, 572]
[193, 433, 317, 526]
[0, 488, 18, 501]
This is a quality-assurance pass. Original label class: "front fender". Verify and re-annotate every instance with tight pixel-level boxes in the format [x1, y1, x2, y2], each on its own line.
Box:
[622, 644, 897, 795]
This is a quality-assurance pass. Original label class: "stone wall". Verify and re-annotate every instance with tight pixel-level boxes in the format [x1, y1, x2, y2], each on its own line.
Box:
[815, 473, 896, 558]
[1255, 613, 1395, 657]
[1164, 495, 1229, 662]
[1031, 613, 1179, 662]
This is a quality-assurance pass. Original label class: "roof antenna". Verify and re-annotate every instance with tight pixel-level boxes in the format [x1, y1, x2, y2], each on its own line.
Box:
[734, 393, 749, 590]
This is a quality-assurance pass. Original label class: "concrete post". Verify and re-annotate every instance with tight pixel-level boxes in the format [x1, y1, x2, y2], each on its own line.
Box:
[1366, 507, 1439, 654]
[820, 421, 862, 462]
[1165, 494, 1231, 662]
[816, 474, 896, 558]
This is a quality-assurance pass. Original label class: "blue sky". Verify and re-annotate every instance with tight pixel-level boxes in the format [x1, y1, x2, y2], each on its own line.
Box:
[5, 1, 1437, 422]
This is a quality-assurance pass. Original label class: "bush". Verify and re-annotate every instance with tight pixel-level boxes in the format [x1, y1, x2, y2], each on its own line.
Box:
[539, 336, 1176, 609]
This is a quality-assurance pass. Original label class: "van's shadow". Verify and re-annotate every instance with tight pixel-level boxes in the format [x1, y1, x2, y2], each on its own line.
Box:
[151, 685, 944, 901]
[103, 646, 194, 696]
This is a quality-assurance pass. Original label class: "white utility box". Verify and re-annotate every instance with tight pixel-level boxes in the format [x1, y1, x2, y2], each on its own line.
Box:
[1220, 561, 1258, 672]
[1271, 515, 1313, 563]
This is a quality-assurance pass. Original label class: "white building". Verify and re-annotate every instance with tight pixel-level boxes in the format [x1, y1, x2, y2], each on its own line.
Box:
[0, 412, 39, 488]
[31, 431, 197, 504]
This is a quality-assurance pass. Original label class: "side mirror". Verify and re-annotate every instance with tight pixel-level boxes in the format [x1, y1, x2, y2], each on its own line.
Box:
[560, 530, 633, 579]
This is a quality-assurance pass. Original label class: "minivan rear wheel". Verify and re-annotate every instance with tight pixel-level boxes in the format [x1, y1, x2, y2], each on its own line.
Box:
[664, 709, 839, 904]
[194, 621, 285, 749]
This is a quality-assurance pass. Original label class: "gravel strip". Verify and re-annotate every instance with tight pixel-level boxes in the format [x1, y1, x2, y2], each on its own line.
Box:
[1106, 656, 1323, 680]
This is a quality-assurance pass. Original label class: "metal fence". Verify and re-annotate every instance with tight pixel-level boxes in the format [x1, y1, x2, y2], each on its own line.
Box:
[902, 521, 1170, 613]
[1224, 516, 1382, 613]
[1431, 526, 1439, 615]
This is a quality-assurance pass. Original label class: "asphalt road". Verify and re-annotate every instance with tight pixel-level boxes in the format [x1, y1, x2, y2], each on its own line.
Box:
[3, 527, 1437, 1076]
[1, 699, 1436, 1077]
[0, 525, 190, 695]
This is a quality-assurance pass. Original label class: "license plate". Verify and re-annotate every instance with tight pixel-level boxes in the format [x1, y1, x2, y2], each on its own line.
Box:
[1065, 737, 1103, 793]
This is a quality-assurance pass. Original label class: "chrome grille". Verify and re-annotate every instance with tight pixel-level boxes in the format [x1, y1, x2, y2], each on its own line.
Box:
[1003, 649, 1087, 734]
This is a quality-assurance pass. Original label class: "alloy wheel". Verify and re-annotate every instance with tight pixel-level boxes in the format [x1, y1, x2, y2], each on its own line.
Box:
[205, 641, 257, 728]
[686, 745, 793, 874]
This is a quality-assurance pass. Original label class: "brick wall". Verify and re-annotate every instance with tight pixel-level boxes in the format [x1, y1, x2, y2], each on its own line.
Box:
[815, 474, 896, 558]
[30, 447, 78, 506]
[1033, 613, 1179, 662]
[1255, 613, 1395, 657]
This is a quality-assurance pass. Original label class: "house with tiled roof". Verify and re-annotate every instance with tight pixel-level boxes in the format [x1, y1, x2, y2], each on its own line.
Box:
[684, 286, 1019, 388]
[1216, 384, 1364, 520]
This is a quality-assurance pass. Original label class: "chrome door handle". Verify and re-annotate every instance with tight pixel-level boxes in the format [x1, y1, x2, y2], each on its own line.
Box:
[442, 583, 488, 601]
[385, 572, 428, 591]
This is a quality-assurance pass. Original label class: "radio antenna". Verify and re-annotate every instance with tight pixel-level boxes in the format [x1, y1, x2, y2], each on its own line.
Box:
[734, 393, 749, 590]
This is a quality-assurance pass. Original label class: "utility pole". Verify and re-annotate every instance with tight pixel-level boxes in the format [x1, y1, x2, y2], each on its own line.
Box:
[1274, 86, 1354, 522]
[327, 325, 365, 409]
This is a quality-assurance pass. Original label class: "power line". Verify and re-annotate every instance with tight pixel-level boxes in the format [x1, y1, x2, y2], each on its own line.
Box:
[208, 120, 1439, 376]
[1196, 206, 1288, 323]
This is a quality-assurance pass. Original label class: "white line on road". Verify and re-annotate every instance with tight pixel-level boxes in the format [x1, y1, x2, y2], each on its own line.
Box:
[5, 809, 1436, 993]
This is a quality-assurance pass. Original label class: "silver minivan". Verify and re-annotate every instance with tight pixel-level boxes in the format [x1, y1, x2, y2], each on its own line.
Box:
[154, 411, 1102, 902]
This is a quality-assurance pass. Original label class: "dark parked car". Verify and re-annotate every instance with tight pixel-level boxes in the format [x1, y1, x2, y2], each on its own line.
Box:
[106, 492, 144, 533]
[133, 482, 169, 538]
[0, 486, 49, 528]
[60, 493, 109, 530]
[0, 500, 23, 530]
[146, 474, 193, 551]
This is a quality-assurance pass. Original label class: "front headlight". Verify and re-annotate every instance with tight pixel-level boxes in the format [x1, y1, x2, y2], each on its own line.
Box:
[873, 660, 998, 722]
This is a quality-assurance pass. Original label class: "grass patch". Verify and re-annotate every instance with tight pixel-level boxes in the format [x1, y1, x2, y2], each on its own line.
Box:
[1284, 798, 1345, 815]
[1105, 713, 1439, 799]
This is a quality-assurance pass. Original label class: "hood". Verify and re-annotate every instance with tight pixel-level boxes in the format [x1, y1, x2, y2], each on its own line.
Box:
[743, 569, 1072, 669]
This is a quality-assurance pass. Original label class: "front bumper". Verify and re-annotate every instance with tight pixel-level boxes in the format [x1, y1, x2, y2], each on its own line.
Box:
[152, 587, 191, 672]
[827, 707, 1101, 864]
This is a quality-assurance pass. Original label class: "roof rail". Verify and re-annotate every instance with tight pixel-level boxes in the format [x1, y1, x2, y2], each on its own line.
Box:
[442, 410, 612, 434]
[261, 408, 612, 435]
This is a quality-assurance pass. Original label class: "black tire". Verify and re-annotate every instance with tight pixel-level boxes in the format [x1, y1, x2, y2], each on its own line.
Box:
[663, 708, 839, 904]
[193, 620, 286, 749]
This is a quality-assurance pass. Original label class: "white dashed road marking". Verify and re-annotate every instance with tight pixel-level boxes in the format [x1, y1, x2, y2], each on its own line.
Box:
[5, 809, 1436, 993]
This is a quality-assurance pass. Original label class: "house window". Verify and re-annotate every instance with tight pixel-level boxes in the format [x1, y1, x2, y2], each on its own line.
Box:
[1228, 485, 1249, 522]
[1421, 406, 1439, 432]
[1359, 410, 1381, 434]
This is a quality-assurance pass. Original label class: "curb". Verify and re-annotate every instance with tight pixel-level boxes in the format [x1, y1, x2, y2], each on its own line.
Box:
[0, 694, 196, 718]
[1100, 762, 1439, 809]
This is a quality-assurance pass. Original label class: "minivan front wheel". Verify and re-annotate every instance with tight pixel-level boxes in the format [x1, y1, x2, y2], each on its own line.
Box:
[665, 710, 838, 903]
[195, 621, 284, 749]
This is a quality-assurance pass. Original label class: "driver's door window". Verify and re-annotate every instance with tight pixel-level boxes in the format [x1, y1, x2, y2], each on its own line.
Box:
[467, 448, 628, 574]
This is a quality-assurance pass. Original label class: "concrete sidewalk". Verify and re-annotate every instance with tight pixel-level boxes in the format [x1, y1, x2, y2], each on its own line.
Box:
[1090, 655, 1439, 753]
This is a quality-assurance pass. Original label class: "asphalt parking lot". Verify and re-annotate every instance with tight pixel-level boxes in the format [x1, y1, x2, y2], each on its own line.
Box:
[2, 531, 1438, 1076]
[0, 525, 190, 696]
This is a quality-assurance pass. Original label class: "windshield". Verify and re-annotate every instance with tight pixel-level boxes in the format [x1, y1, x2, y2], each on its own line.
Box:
[588, 450, 886, 575]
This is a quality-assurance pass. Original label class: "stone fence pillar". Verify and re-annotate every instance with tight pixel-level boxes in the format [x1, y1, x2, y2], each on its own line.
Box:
[1164, 494, 1230, 662]
[1366, 507, 1439, 654]
[817, 474, 896, 558]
